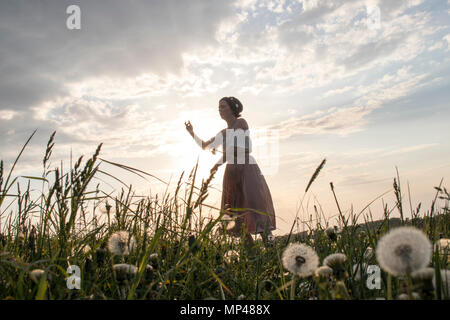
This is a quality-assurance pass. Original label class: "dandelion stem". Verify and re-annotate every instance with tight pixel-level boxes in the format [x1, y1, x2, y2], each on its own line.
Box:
[406, 273, 413, 300]
[387, 274, 392, 300]
[336, 280, 351, 300]
[290, 275, 297, 300]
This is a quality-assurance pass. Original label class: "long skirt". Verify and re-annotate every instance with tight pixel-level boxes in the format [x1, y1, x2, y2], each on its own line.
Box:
[220, 155, 276, 237]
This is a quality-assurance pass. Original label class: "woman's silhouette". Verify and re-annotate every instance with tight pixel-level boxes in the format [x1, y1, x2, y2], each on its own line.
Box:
[185, 97, 276, 249]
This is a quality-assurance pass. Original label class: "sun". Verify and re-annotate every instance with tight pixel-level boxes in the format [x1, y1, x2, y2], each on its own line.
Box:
[171, 111, 226, 186]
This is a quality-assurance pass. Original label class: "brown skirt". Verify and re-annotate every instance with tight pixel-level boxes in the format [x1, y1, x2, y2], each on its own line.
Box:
[221, 155, 276, 236]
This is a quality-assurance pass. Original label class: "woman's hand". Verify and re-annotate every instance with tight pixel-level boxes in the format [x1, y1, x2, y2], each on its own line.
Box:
[184, 120, 194, 136]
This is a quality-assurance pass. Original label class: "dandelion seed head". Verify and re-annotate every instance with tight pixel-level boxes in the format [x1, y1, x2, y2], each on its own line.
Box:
[397, 292, 421, 300]
[108, 231, 136, 256]
[323, 253, 347, 269]
[325, 226, 336, 237]
[113, 263, 137, 275]
[315, 265, 333, 278]
[149, 253, 158, 261]
[411, 267, 435, 281]
[281, 243, 319, 277]
[376, 227, 432, 276]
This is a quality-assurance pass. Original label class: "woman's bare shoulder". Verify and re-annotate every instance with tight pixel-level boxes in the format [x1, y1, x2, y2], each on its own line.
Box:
[236, 118, 249, 129]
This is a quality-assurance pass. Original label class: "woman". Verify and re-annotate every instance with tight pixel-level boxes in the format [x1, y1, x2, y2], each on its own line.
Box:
[184, 97, 276, 249]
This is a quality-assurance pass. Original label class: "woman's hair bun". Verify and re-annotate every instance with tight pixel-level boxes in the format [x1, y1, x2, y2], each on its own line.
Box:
[221, 96, 243, 117]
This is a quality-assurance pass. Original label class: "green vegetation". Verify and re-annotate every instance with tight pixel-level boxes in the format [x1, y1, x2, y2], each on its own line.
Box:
[0, 131, 448, 300]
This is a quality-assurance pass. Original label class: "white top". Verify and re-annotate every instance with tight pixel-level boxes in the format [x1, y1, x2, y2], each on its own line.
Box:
[207, 128, 252, 153]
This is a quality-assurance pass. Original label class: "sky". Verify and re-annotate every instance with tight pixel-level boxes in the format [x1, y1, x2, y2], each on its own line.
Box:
[1, 0, 449, 236]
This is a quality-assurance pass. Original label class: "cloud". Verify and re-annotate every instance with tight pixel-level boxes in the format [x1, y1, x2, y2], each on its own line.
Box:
[0, 0, 235, 111]
[323, 86, 354, 97]
[380, 143, 439, 157]
[268, 105, 371, 139]
[266, 64, 431, 140]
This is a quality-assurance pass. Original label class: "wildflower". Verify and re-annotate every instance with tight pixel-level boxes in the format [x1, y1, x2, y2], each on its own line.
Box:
[29, 269, 51, 284]
[315, 265, 333, 279]
[352, 263, 368, 281]
[376, 227, 432, 276]
[432, 269, 450, 297]
[281, 243, 319, 278]
[108, 231, 136, 256]
[364, 246, 374, 260]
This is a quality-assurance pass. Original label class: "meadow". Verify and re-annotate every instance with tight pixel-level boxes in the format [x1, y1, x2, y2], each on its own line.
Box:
[0, 131, 448, 300]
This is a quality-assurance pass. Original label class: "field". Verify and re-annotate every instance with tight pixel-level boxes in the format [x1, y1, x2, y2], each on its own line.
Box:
[0, 131, 449, 300]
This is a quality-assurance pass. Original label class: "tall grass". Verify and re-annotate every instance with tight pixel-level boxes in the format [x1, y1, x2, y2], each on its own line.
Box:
[0, 132, 448, 300]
